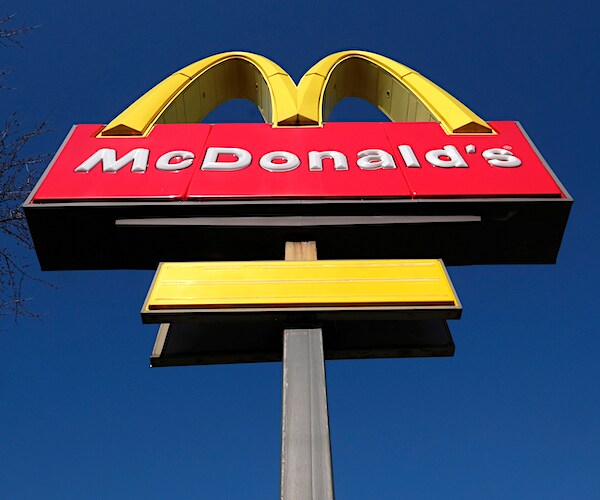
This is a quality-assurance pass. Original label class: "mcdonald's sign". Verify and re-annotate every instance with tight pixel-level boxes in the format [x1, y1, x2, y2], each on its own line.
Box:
[24, 51, 571, 270]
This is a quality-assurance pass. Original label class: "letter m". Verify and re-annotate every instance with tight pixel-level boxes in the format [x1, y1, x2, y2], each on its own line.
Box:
[74, 148, 150, 173]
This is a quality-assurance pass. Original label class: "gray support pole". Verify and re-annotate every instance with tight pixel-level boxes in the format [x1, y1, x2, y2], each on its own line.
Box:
[280, 242, 334, 500]
[281, 328, 334, 500]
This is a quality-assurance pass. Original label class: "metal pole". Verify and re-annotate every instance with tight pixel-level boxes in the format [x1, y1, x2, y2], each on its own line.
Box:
[280, 242, 335, 500]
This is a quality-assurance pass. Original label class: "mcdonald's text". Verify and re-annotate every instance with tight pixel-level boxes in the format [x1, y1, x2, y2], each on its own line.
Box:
[31, 122, 565, 202]
[73, 144, 522, 174]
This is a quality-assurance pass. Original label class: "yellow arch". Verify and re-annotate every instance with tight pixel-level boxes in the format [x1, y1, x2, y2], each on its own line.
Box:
[296, 50, 492, 133]
[101, 50, 492, 136]
[101, 52, 298, 136]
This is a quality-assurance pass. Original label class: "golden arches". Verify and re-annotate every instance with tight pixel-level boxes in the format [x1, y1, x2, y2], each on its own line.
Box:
[101, 50, 493, 137]
[296, 51, 492, 134]
[101, 52, 298, 137]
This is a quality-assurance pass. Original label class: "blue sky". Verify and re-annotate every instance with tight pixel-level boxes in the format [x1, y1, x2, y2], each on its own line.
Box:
[1, 1, 599, 498]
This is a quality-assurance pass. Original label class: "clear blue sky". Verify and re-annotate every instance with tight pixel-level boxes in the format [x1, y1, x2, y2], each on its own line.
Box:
[2, 1, 599, 498]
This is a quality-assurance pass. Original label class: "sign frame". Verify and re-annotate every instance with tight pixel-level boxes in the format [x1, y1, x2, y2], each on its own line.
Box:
[23, 51, 572, 271]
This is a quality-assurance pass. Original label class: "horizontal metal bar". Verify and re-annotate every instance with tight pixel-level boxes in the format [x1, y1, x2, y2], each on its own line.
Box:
[116, 215, 481, 227]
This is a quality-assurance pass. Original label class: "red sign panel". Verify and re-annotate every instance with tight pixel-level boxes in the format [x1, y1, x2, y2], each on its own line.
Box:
[187, 123, 412, 199]
[31, 122, 565, 203]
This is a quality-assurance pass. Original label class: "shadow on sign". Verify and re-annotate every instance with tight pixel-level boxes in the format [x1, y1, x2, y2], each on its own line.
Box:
[150, 319, 455, 367]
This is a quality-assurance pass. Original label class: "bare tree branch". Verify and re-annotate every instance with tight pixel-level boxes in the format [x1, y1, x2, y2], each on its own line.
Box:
[0, 13, 48, 323]
[0, 13, 38, 48]
[0, 115, 49, 321]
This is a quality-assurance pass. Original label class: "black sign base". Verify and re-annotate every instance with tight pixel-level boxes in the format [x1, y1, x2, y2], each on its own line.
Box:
[150, 319, 455, 367]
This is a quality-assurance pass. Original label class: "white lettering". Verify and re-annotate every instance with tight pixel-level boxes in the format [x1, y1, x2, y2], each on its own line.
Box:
[482, 148, 522, 168]
[308, 151, 348, 171]
[201, 147, 251, 171]
[72, 144, 525, 176]
[425, 145, 468, 168]
[156, 150, 195, 171]
[74, 148, 150, 173]
[398, 145, 420, 168]
[357, 149, 396, 170]
[260, 151, 300, 172]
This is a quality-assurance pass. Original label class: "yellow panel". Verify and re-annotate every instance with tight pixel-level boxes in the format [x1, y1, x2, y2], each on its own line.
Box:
[180, 83, 203, 123]
[389, 80, 410, 122]
[174, 87, 187, 122]
[406, 94, 418, 122]
[198, 71, 217, 120]
[145, 260, 458, 310]
[159, 101, 179, 124]
[415, 101, 434, 122]
[296, 73, 325, 125]
[267, 74, 298, 125]
[212, 60, 230, 104]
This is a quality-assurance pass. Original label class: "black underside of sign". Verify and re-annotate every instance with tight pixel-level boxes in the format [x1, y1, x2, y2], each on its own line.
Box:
[150, 319, 455, 367]
[24, 197, 571, 270]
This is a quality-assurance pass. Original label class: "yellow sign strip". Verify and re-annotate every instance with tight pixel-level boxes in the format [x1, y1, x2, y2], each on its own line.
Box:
[146, 259, 458, 310]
